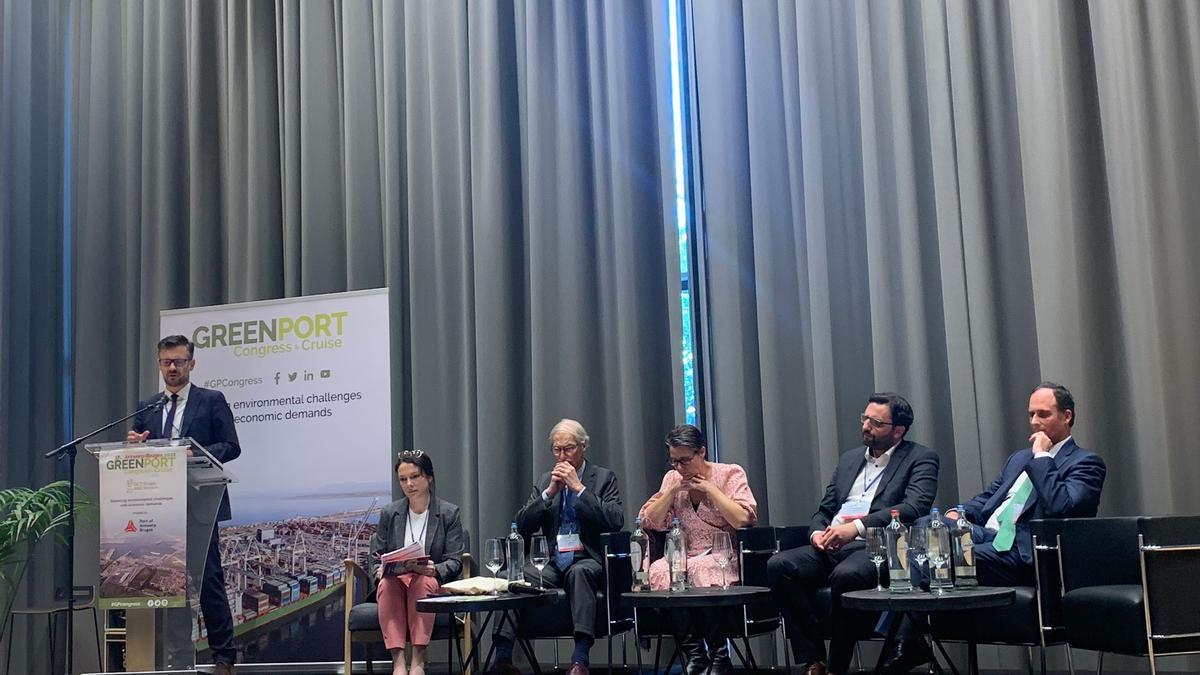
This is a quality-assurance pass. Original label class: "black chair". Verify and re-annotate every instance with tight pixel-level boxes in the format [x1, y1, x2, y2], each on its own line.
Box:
[4, 585, 102, 674]
[515, 530, 635, 673]
[1059, 515, 1200, 675]
[929, 518, 1075, 675]
[724, 526, 788, 669]
[344, 543, 473, 675]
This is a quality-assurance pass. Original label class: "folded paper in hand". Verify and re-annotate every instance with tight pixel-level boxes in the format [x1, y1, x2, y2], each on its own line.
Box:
[381, 541, 431, 575]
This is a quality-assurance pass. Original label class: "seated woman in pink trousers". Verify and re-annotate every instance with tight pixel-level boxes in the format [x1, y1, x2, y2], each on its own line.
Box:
[369, 450, 466, 675]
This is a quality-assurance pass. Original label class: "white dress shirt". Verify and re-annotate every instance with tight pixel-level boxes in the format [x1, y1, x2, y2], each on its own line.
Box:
[814, 444, 897, 543]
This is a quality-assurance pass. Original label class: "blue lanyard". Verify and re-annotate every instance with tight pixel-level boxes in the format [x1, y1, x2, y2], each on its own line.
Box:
[862, 464, 885, 494]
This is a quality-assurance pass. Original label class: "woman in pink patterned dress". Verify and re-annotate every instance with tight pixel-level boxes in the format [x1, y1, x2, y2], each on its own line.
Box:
[639, 424, 758, 675]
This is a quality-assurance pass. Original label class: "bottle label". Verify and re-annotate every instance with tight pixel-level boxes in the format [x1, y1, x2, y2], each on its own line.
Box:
[960, 532, 974, 565]
[896, 534, 908, 570]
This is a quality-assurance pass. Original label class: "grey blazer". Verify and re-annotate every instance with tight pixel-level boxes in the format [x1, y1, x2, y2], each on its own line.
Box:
[368, 496, 466, 585]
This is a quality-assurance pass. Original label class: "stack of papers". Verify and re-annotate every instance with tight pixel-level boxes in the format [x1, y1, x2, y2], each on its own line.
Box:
[381, 542, 431, 575]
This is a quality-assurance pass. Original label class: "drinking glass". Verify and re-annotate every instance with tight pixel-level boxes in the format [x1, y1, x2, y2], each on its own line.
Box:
[711, 531, 734, 590]
[908, 526, 929, 588]
[928, 525, 952, 595]
[484, 538, 505, 595]
[530, 535, 550, 589]
[865, 527, 886, 591]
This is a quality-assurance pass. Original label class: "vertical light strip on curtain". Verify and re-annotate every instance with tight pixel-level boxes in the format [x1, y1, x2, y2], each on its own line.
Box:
[60, 3, 74, 442]
[668, 0, 698, 427]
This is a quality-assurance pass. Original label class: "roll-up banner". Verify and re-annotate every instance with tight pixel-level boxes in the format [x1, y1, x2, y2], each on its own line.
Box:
[160, 288, 392, 663]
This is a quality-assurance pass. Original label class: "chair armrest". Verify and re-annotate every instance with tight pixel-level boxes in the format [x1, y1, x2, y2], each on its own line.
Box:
[775, 525, 811, 552]
[1029, 517, 1068, 543]
[1139, 515, 1200, 547]
[344, 558, 371, 606]
[345, 558, 370, 583]
[601, 530, 632, 555]
[737, 526, 778, 554]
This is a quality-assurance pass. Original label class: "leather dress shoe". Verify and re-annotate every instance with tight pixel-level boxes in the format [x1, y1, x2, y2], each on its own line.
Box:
[800, 661, 828, 675]
[681, 639, 710, 675]
[709, 643, 733, 675]
[880, 638, 932, 674]
[567, 662, 590, 675]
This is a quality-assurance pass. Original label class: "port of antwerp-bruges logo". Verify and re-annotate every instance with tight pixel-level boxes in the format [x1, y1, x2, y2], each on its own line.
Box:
[125, 520, 138, 533]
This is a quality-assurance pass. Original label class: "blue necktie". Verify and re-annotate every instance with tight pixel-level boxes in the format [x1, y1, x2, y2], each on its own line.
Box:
[162, 394, 179, 439]
[555, 489, 578, 570]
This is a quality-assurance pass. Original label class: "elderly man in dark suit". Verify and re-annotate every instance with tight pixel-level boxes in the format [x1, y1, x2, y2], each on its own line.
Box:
[128, 334, 241, 675]
[881, 381, 1106, 674]
[490, 418, 624, 675]
[766, 392, 940, 675]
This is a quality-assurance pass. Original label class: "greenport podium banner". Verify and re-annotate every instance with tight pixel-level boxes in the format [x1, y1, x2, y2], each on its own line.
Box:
[97, 445, 189, 609]
[159, 288, 393, 663]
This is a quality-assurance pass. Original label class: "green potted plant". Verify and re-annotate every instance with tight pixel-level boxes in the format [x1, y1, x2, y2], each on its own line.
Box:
[0, 480, 77, 646]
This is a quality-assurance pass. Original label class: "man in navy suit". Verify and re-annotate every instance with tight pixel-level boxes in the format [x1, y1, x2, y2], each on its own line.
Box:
[490, 418, 624, 675]
[128, 335, 241, 675]
[766, 393, 940, 675]
[882, 381, 1106, 674]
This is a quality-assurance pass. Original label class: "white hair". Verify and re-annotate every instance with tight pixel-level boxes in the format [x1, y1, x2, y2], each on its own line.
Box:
[548, 418, 589, 446]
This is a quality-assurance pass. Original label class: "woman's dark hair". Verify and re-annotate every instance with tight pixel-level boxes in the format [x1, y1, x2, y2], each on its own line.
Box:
[395, 449, 435, 480]
[664, 424, 706, 450]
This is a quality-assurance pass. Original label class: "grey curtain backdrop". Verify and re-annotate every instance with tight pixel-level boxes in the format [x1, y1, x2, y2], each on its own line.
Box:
[691, 0, 1199, 669]
[6, 0, 1200, 671]
[63, 0, 679, 669]
[1, 1, 70, 674]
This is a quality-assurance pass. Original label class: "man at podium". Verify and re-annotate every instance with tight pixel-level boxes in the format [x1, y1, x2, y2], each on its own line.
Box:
[127, 334, 242, 674]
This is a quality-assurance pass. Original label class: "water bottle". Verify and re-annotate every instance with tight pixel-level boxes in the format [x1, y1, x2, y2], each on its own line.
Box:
[928, 508, 953, 591]
[885, 509, 911, 593]
[666, 516, 689, 591]
[952, 504, 978, 587]
[506, 522, 525, 583]
[630, 517, 650, 592]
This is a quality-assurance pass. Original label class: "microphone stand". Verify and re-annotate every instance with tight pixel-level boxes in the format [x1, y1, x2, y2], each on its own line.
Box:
[44, 396, 165, 675]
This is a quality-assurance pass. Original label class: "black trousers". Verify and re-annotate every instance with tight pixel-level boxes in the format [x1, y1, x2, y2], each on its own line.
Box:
[496, 557, 604, 641]
[766, 542, 878, 674]
[201, 523, 236, 664]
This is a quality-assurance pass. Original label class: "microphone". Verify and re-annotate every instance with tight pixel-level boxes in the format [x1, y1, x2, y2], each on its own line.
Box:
[151, 393, 170, 411]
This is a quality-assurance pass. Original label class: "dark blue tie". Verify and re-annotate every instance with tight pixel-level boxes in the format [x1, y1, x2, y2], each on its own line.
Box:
[162, 394, 179, 439]
[555, 489, 578, 570]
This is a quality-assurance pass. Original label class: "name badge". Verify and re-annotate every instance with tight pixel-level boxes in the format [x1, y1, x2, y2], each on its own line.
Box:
[557, 533, 584, 552]
[836, 498, 870, 521]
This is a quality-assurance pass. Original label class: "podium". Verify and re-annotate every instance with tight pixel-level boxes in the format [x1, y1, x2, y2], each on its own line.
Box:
[84, 438, 237, 672]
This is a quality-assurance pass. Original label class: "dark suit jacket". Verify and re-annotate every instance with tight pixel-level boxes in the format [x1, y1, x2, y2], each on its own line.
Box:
[810, 439, 940, 532]
[514, 461, 624, 564]
[962, 438, 1106, 565]
[132, 385, 241, 521]
[368, 496, 467, 585]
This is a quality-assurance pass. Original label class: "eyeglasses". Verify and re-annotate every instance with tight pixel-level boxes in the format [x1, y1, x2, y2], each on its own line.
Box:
[552, 444, 580, 455]
[399, 449, 425, 459]
[158, 358, 191, 368]
[860, 414, 896, 429]
[669, 453, 700, 468]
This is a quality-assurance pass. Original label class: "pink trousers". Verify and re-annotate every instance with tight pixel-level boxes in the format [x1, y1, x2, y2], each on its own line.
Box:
[377, 573, 441, 649]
